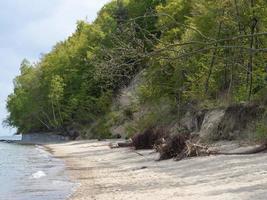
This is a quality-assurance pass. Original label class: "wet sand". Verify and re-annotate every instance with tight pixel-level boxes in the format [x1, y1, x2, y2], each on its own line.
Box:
[46, 140, 267, 200]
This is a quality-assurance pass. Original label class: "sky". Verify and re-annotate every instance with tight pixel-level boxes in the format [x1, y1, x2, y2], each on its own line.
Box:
[0, 0, 110, 135]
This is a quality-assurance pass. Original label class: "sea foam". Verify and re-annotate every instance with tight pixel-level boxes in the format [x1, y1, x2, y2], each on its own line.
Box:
[32, 171, 47, 179]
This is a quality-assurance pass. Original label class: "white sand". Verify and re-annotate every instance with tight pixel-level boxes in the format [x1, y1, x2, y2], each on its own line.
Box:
[47, 140, 267, 200]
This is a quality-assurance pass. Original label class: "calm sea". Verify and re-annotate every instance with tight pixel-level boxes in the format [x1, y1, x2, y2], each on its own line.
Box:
[0, 136, 75, 200]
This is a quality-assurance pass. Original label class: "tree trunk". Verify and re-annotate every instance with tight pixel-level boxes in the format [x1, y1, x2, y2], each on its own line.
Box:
[247, 0, 257, 101]
[205, 20, 223, 94]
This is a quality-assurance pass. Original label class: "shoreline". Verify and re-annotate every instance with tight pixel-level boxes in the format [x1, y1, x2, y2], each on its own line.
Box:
[45, 140, 162, 200]
[42, 144, 80, 199]
[0, 141, 74, 200]
[45, 140, 267, 200]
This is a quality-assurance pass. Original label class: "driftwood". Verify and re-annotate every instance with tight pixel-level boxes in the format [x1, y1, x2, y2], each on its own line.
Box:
[118, 141, 133, 148]
[210, 143, 267, 155]
[175, 142, 267, 161]
[109, 140, 133, 149]
[109, 129, 267, 162]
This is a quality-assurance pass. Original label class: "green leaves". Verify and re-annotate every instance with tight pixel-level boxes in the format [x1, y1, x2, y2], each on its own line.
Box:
[5, 0, 267, 138]
[48, 75, 65, 103]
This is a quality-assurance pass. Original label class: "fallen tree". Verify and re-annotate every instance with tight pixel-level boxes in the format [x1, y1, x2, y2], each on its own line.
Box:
[157, 135, 267, 161]
[110, 121, 267, 161]
[210, 144, 267, 155]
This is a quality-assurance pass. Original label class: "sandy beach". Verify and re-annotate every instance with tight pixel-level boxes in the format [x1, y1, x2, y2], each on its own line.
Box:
[46, 140, 267, 200]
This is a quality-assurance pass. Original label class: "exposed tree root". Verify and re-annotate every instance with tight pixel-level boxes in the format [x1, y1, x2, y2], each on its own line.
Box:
[111, 127, 267, 162]
[156, 134, 189, 160]
[174, 141, 210, 161]
[156, 135, 267, 161]
[132, 127, 168, 150]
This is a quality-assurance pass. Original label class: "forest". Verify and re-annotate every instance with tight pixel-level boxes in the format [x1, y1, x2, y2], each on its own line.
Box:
[4, 0, 267, 141]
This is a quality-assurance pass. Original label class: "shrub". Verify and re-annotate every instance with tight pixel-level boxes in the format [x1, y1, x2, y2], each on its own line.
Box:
[255, 121, 267, 141]
[123, 107, 134, 120]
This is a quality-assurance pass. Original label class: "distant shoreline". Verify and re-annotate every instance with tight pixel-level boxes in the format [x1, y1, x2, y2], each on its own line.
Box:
[0, 132, 69, 145]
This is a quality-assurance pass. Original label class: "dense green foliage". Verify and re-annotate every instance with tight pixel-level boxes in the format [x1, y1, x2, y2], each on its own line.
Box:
[5, 0, 267, 137]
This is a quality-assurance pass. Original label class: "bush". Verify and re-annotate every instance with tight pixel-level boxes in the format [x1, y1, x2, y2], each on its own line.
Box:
[123, 107, 134, 120]
[255, 121, 267, 141]
[90, 118, 112, 139]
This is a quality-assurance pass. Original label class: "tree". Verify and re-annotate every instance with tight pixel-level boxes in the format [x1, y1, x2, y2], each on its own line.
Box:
[4, 0, 267, 138]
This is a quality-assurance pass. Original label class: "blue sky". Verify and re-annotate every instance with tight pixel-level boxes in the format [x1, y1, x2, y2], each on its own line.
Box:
[0, 0, 110, 135]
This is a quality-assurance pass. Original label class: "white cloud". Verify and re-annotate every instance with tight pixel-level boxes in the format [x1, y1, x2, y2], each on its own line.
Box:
[18, 0, 111, 52]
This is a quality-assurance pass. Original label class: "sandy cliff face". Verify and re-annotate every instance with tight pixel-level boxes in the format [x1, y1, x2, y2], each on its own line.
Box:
[110, 71, 144, 138]
[174, 103, 264, 141]
[108, 67, 264, 142]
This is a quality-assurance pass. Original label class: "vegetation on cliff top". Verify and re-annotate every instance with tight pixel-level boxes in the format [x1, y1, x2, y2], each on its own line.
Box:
[4, 0, 267, 139]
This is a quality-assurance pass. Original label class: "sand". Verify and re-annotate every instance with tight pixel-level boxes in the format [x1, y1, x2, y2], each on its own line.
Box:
[46, 140, 267, 200]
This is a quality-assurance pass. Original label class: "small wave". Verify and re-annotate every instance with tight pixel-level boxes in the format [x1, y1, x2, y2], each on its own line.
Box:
[31, 171, 47, 179]
[35, 145, 51, 158]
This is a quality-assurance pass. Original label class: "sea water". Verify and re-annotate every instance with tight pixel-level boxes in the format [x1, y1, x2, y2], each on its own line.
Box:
[0, 139, 75, 200]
